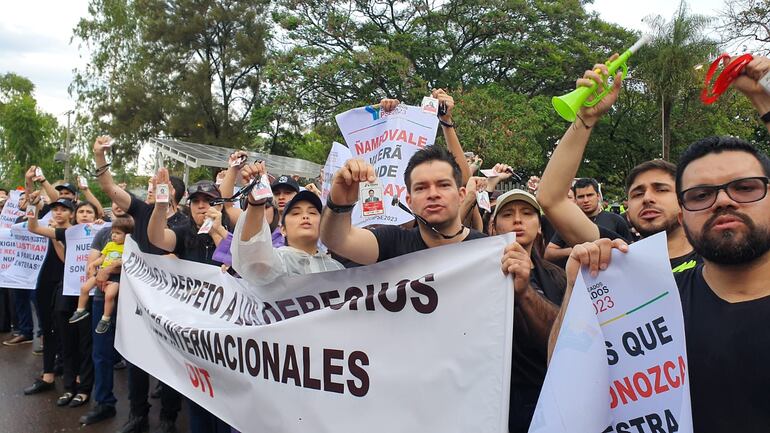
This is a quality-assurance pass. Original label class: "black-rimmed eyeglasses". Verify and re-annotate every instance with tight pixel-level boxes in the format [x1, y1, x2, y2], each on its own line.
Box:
[679, 176, 769, 211]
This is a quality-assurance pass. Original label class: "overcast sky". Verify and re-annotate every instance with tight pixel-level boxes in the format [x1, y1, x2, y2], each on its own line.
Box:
[0, 0, 728, 125]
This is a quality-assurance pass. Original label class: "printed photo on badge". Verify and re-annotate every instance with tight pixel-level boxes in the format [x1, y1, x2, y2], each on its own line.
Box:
[477, 191, 491, 212]
[361, 181, 385, 217]
[156, 184, 170, 203]
[421, 96, 439, 115]
[250, 174, 273, 202]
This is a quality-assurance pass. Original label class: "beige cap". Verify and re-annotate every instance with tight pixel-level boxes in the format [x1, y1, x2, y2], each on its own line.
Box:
[491, 189, 541, 221]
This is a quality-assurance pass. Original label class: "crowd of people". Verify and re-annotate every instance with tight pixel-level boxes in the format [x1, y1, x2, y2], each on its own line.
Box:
[0, 55, 769, 433]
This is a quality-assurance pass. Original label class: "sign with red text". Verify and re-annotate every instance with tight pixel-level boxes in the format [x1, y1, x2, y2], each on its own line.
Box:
[335, 104, 439, 226]
[530, 233, 692, 433]
[0, 229, 13, 273]
[117, 234, 514, 433]
[63, 222, 111, 296]
[0, 220, 50, 289]
[0, 190, 24, 229]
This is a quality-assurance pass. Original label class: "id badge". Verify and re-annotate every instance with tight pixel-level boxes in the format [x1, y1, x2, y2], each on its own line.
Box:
[26, 204, 37, 218]
[35, 167, 43, 178]
[198, 218, 214, 234]
[477, 191, 491, 212]
[156, 184, 170, 203]
[360, 181, 385, 217]
[250, 174, 273, 202]
[78, 176, 88, 189]
[421, 96, 439, 115]
[230, 155, 246, 168]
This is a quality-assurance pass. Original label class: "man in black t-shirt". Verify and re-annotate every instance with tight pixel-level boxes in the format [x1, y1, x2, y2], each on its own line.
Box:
[553, 135, 770, 432]
[545, 178, 632, 264]
[320, 146, 487, 264]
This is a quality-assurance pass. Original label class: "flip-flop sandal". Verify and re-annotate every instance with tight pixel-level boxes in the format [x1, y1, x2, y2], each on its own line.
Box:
[69, 393, 90, 408]
[57, 392, 74, 407]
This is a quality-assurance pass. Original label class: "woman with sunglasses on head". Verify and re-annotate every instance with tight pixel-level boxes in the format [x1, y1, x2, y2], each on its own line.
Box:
[24, 194, 96, 409]
[147, 168, 235, 433]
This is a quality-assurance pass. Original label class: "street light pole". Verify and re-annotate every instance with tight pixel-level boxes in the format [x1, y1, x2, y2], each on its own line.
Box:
[63, 110, 73, 180]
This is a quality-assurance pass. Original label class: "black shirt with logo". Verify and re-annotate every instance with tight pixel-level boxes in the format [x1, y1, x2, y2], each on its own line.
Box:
[675, 265, 770, 432]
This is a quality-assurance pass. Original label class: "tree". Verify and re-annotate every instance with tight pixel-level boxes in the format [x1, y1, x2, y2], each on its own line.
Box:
[0, 96, 62, 186]
[72, 0, 271, 164]
[637, 1, 718, 160]
[719, 0, 770, 52]
[270, 0, 635, 123]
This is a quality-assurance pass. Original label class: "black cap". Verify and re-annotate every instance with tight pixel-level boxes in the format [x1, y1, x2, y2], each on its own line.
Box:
[50, 198, 75, 211]
[187, 180, 221, 200]
[55, 183, 78, 195]
[281, 190, 322, 226]
[271, 175, 300, 193]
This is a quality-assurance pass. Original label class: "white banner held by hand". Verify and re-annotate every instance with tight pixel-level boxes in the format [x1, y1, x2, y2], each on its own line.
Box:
[117, 234, 514, 433]
[530, 233, 692, 433]
[63, 222, 111, 296]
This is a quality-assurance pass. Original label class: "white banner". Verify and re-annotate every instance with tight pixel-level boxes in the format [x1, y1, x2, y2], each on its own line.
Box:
[0, 229, 13, 273]
[117, 234, 514, 433]
[63, 222, 111, 296]
[530, 233, 692, 433]
[320, 141, 352, 204]
[0, 221, 50, 289]
[335, 104, 439, 226]
[0, 190, 24, 229]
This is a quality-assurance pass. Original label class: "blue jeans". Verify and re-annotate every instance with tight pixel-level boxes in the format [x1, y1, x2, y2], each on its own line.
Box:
[11, 289, 33, 338]
[92, 298, 117, 406]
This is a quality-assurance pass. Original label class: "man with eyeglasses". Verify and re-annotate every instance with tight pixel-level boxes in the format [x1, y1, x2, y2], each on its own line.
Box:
[675, 137, 770, 431]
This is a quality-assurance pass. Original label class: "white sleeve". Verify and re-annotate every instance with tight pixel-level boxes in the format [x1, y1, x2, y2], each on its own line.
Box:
[231, 211, 284, 287]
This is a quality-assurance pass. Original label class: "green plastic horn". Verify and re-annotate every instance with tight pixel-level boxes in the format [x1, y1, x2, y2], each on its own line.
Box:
[552, 35, 651, 122]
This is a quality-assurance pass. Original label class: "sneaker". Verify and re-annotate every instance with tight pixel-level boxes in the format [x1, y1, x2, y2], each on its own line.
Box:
[113, 359, 127, 370]
[95, 318, 111, 334]
[117, 412, 149, 433]
[79, 404, 116, 425]
[3, 334, 33, 346]
[155, 419, 177, 433]
[68, 310, 90, 324]
[32, 346, 44, 356]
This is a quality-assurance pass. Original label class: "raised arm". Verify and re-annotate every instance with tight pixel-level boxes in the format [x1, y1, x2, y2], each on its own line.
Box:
[221, 151, 248, 223]
[79, 181, 105, 218]
[147, 168, 177, 252]
[319, 159, 380, 265]
[432, 89, 471, 184]
[24, 166, 58, 202]
[92, 136, 132, 211]
[538, 58, 622, 246]
[734, 56, 770, 134]
[25, 191, 57, 239]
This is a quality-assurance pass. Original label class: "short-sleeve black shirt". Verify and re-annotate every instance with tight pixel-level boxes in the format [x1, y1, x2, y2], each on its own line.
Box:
[127, 195, 188, 255]
[675, 265, 770, 432]
[550, 210, 633, 247]
[371, 225, 487, 262]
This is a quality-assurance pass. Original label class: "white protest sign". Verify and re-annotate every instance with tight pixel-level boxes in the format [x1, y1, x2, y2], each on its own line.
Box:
[63, 222, 111, 296]
[0, 229, 14, 272]
[0, 190, 25, 229]
[117, 234, 514, 433]
[335, 104, 439, 226]
[0, 220, 50, 289]
[530, 233, 692, 433]
[320, 141, 352, 203]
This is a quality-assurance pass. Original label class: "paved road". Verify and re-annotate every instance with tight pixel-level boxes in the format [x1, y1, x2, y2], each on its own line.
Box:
[0, 331, 189, 433]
